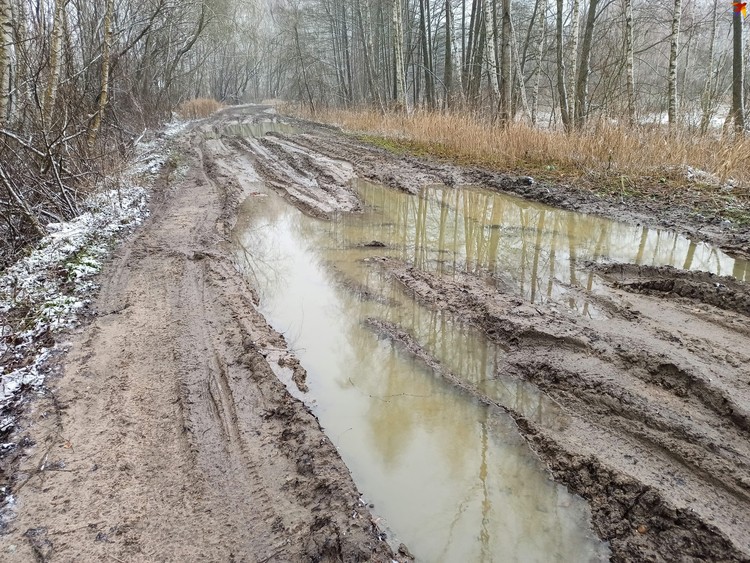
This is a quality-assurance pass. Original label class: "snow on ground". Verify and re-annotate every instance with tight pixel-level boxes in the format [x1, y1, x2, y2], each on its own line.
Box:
[0, 121, 184, 428]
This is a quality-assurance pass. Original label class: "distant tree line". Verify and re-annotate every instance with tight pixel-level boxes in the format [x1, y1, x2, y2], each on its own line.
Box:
[265, 0, 746, 133]
[1, 0, 746, 264]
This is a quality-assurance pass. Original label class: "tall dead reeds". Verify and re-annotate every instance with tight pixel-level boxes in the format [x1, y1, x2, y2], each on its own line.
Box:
[176, 98, 225, 119]
[298, 108, 750, 190]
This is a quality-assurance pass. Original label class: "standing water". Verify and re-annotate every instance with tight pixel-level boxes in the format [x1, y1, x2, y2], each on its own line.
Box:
[232, 140, 749, 561]
[234, 182, 611, 561]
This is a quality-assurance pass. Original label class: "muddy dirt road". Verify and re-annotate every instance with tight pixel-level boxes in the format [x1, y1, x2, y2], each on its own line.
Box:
[2, 104, 750, 562]
[0, 109, 401, 562]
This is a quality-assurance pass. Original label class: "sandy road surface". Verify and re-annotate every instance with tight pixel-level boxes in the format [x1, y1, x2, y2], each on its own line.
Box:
[1, 111, 399, 561]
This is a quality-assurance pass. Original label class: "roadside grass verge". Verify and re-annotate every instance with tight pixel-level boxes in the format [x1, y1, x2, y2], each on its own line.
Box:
[291, 107, 750, 226]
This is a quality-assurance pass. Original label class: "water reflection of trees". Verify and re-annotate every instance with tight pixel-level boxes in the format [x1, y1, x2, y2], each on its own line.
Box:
[347, 180, 749, 295]
[240, 191, 606, 561]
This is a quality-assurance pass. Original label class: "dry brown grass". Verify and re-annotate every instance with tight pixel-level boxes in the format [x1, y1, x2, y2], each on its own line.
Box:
[176, 98, 225, 119]
[294, 107, 750, 196]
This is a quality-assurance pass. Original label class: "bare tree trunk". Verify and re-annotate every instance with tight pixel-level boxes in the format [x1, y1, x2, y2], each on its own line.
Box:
[356, 0, 383, 110]
[531, 0, 547, 125]
[419, 0, 435, 108]
[667, 0, 681, 129]
[444, 0, 455, 109]
[699, 0, 718, 134]
[42, 0, 67, 127]
[556, 0, 571, 129]
[510, 17, 530, 120]
[341, 3, 353, 105]
[0, 0, 11, 125]
[87, 0, 113, 149]
[483, 0, 500, 104]
[392, 0, 407, 111]
[574, 0, 599, 128]
[733, 8, 745, 135]
[500, 0, 511, 122]
[568, 0, 581, 118]
[293, 22, 315, 115]
[462, 0, 482, 106]
[623, 0, 635, 125]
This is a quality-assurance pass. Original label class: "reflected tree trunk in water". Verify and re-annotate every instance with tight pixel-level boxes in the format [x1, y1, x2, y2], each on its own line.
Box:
[682, 239, 697, 270]
[733, 259, 749, 282]
[437, 189, 450, 274]
[415, 190, 428, 269]
[546, 215, 560, 299]
[519, 208, 529, 296]
[566, 215, 579, 308]
[487, 196, 504, 275]
[463, 192, 477, 271]
[582, 223, 609, 317]
[530, 210, 546, 304]
[634, 227, 649, 265]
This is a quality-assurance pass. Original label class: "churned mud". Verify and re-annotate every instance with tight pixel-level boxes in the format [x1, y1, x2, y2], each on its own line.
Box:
[372, 257, 750, 561]
[218, 107, 749, 561]
[3, 104, 749, 562]
[0, 108, 401, 561]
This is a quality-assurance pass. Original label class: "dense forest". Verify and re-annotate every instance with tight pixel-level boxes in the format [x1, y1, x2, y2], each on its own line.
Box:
[0, 0, 746, 263]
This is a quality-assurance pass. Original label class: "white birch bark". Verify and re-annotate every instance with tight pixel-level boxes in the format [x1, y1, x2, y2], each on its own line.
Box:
[667, 0, 682, 128]
[483, 0, 500, 102]
[0, 0, 12, 125]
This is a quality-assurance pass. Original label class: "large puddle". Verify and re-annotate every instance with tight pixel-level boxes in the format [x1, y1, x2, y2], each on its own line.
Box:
[232, 145, 749, 561]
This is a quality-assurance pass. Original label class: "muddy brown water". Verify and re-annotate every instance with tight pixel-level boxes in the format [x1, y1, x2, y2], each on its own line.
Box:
[232, 143, 748, 560]
[233, 184, 609, 561]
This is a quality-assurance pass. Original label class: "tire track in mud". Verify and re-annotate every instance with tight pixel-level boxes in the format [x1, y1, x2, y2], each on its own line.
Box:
[369, 256, 750, 561]
[1, 116, 401, 562]
[199, 108, 750, 561]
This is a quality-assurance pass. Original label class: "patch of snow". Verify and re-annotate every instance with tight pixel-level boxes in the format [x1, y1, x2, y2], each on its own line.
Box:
[0, 184, 148, 412]
[163, 119, 191, 139]
[0, 116, 189, 419]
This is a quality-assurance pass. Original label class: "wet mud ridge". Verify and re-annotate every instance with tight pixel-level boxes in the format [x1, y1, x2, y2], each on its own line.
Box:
[372, 257, 750, 561]
[0, 109, 401, 561]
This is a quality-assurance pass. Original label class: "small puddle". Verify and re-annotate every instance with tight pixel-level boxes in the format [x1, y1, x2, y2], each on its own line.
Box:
[232, 159, 748, 561]
[223, 120, 299, 138]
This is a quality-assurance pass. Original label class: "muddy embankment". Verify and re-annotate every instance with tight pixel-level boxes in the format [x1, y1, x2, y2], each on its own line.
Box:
[1, 107, 405, 562]
[213, 107, 750, 561]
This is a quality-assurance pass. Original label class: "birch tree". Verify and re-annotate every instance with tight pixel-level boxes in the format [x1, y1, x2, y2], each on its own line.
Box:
[623, 0, 635, 125]
[0, 0, 11, 125]
[483, 0, 501, 105]
[500, 0, 512, 122]
[556, 0, 571, 130]
[732, 3, 744, 134]
[667, 0, 682, 128]
[392, 0, 407, 110]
